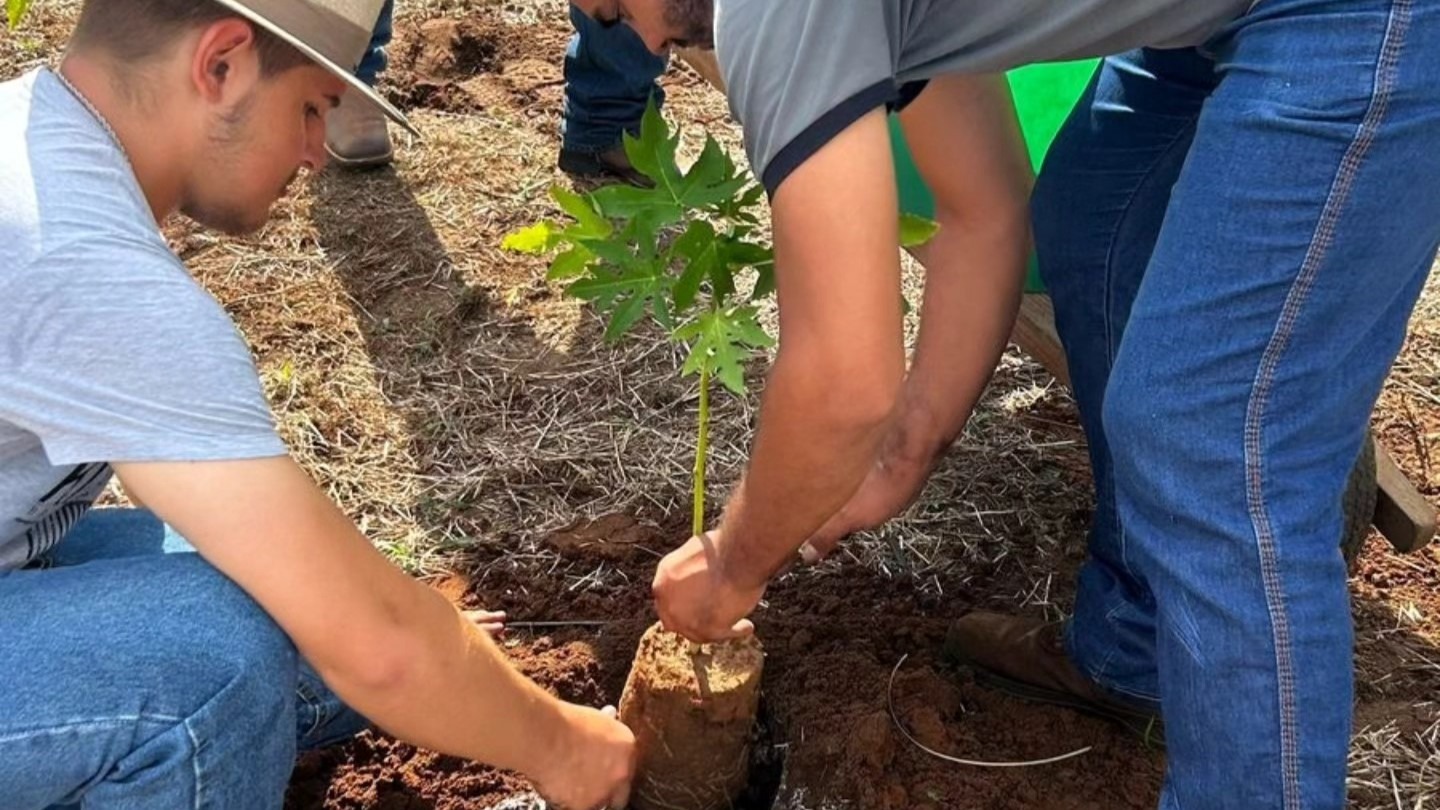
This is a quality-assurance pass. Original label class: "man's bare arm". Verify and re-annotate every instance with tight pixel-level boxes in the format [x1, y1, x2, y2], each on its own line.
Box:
[715, 108, 908, 587]
[115, 457, 633, 810]
[798, 75, 1033, 560]
[898, 74, 1032, 458]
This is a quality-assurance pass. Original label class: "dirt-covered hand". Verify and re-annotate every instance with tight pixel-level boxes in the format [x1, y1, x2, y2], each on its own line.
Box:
[653, 531, 762, 643]
[463, 609, 506, 637]
[799, 451, 936, 564]
[533, 704, 636, 810]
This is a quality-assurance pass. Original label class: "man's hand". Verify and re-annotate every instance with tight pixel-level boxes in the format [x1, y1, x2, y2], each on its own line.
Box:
[800, 448, 937, 564]
[464, 610, 507, 637]
[653, 531, 762, 643]
[532, 704, 636, 810]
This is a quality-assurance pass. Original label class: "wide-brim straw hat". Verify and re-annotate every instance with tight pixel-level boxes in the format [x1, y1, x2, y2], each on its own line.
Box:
[210, 0, 418, 135]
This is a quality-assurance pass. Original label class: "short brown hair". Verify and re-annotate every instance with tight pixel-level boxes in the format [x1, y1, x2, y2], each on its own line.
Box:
[665, 0, 714, 49]
[72, 0, 311, 76]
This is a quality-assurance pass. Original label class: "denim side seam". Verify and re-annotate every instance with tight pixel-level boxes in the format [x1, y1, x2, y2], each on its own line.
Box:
[1240, 2, 1413, 807]
[0, 714, 183, 744]
[295, 675, 326, 742]
[184, 719, 205, 810]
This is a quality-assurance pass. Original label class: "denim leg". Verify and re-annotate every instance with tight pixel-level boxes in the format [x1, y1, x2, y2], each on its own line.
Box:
[7, 509, 368, 809]
[0, 553, 299, 809]
[1099, 0, 1440, 805]
[1033, 48, 1220, 705]
[356, 0, 394, 87]
[562, 4, 668, 152]
[39, 506, 195, 563]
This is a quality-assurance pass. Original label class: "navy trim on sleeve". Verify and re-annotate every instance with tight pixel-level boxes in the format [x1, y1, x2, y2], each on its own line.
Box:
[762, 79, 897, 199]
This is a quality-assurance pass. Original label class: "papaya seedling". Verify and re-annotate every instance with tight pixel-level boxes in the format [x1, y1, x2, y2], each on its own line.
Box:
[505, 100, 937, 810]
[505, 100, 937, 537]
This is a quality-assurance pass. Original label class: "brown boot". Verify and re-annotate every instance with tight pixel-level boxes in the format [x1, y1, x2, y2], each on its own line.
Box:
[325, 93, 394, 170]
[944, 612, 1165, 747]
[558, 144, 653, 188]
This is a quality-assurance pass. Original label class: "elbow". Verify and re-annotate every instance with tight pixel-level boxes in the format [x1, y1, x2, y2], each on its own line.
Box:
[935, 195, 1030, 246]
[308, 600, 431, 700]
[777, 345, 904, 435]
[315, 629, 420, 699]
[833, 372, 903, 433]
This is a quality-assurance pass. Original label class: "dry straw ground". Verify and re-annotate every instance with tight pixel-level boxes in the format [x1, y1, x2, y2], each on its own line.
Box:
[3, 1, 1437, 807]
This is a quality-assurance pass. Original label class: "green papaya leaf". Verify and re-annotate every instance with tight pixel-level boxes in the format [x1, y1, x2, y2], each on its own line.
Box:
[568, 259, 672, 341]
[899, 212, 941, 248]
[671, 221, 719, 312]
[675, 306, 774, 395]
[590, 183, 683, 229]
[721, 239, 772, 269]
[752, 264, 776, 300]
[7, 0, 32, 29]
[550, 186, 612, 240]
[547, 245, 594, 281]
[623, 99, 683, 193]
[501, 221, 562, 255]
[605, 292, 650, 341]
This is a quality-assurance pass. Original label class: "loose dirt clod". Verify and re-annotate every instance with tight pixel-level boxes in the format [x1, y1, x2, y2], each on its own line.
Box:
[619, 624, 765, 810]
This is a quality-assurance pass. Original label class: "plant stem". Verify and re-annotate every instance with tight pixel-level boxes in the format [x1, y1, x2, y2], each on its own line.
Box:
[693, 365, 710, 538]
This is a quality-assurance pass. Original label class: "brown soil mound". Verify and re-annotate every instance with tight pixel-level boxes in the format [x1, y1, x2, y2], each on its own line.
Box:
[286, 515, 1169, 810]
[386, 18, 566, 115]
[620, 625, 764, 810]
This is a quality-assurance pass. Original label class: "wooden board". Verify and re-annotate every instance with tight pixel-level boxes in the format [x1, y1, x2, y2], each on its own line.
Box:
[1373, 442, 1438, 553]
[1013, 294, 1070, 387]
[1010, 294, 1437, 554]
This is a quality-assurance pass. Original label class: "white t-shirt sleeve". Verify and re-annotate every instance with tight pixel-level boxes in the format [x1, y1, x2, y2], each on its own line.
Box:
[3, 246, 286, 466]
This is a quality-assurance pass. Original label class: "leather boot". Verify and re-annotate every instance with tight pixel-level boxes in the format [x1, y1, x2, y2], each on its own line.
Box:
[325, 93, 394, 169]
[945, 612, 1165, 746]
[558, 144, 652, 188]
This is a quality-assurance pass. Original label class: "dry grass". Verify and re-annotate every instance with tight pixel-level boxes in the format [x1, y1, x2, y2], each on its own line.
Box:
[5, 2, 1439, 806]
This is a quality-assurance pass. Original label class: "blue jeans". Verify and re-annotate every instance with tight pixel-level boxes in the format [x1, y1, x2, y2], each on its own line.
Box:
[0, 509, 368, 809]
[1032, 0, 1440, 807]
[562, 4, 668, 152]
[357, 0, 393, 87]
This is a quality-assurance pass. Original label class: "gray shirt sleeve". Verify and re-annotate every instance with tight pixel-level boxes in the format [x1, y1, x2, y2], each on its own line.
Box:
[716, 0, 900, 196]
[3, 246, 286, 466]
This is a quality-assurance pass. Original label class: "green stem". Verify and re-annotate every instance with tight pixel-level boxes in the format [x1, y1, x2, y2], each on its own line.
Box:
[693, 365, 710, 538]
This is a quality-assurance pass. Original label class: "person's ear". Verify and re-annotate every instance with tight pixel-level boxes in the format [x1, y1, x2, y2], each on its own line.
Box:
[190, 18, 261, 104]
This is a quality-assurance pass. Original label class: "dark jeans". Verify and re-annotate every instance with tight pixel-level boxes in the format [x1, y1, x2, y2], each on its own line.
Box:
[356, 0, 393, 87]
[561, 4, 668, 152]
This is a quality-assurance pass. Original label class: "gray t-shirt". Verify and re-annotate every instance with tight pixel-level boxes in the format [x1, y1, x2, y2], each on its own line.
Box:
[715, 0, 1254, 194]
[0, 69, 287, 570]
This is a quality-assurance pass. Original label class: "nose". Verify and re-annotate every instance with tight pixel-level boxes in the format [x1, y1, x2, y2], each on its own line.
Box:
[637, 27, 670, 56]
[302, 118, 329, 173]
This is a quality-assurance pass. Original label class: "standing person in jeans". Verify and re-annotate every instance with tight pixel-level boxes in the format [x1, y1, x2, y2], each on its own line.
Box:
[574, 0, 1440, 806]
[0, 1, 635, 808]
[327, 1, 666, 183]
[557, 4, 668, 185]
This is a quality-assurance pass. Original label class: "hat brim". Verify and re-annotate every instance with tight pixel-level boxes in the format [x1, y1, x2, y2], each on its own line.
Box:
[210, 0, 420, 137]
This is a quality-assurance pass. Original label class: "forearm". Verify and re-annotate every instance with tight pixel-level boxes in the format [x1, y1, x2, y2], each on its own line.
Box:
[316, 577, 571, 775]
[116, 459, 574, 781]
[718, 352, 900, 585]
[896, 212, 1030, 461]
